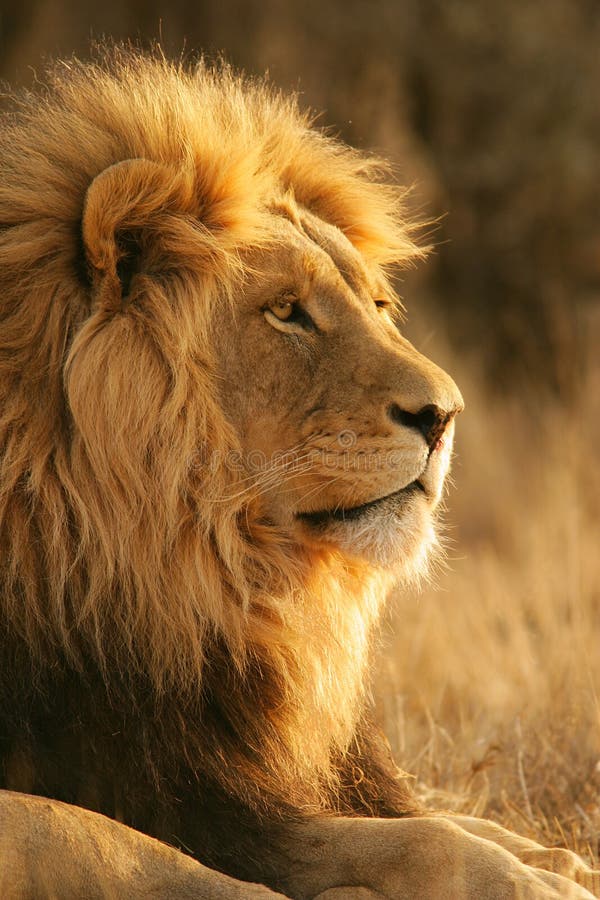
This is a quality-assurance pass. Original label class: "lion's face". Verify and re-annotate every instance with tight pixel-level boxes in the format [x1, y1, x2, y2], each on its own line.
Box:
[216, 208, 463, 570]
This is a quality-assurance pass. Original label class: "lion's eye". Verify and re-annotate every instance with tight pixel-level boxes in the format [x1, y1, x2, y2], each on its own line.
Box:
[264, 296, 315, 332]
[271, 300, 294, 321]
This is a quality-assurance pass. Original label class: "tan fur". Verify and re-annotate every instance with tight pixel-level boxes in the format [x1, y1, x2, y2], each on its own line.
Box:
[0, 792, 597, 899]
[1, 48, 597, 899]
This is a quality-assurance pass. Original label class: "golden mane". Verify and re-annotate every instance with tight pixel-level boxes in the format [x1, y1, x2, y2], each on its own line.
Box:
[0, 48, 422, 803]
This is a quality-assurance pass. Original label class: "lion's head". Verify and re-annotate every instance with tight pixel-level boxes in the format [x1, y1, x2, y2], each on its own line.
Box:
[214, 206, 461, 568]
[0, 50, 461, 790]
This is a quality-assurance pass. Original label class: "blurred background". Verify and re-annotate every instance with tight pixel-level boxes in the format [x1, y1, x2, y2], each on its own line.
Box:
[2, 0, 599, 859]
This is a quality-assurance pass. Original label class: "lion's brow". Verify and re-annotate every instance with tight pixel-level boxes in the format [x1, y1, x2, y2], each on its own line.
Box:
[299, 220, 368, 298]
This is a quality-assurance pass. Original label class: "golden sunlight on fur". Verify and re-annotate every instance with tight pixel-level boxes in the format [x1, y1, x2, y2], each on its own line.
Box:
[0, 48, 597, 899]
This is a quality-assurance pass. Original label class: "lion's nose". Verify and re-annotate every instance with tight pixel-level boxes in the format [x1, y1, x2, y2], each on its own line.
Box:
[388, 403, 457, 452]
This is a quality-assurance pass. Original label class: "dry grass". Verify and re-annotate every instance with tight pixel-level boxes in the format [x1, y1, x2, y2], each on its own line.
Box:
[376, 309, 600, 865]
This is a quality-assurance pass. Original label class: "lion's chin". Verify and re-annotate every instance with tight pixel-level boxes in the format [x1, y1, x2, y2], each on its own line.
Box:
[295, 484, 438, 578]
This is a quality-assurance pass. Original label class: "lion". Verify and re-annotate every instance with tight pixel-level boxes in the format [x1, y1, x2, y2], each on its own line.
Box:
[0, 48, 597, 899]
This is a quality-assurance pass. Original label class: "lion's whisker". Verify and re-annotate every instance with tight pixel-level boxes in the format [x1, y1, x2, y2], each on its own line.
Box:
[215, 457, 317, 504]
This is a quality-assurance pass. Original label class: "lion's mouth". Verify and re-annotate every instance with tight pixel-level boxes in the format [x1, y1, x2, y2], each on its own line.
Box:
[297, 480, 426, 528]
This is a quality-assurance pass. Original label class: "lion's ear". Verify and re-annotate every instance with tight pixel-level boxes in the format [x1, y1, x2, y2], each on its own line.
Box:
[82, 158, 188, 308]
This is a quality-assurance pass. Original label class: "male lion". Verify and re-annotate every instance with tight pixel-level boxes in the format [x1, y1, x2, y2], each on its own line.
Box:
[0, 49, 597, 899]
